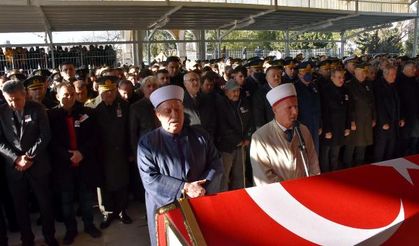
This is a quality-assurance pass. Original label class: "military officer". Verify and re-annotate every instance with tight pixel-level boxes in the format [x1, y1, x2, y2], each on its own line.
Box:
[294, 62, 322, 154]
[94, 76, 132, 229]
[343, 62, 376, 167]
[23, 76, 58, 109]
[282, 59, 297, 84]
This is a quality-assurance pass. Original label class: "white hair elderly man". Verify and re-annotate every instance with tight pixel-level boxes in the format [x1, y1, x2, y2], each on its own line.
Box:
[138, 85, 223, 245]
[250, 83, 320, 186]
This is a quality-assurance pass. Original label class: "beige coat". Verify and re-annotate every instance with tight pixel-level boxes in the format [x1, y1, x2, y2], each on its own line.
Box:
[250, 120, 320, 186]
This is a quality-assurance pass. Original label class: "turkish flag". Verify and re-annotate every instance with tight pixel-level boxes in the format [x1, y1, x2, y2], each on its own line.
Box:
[157, 155, 419, 245]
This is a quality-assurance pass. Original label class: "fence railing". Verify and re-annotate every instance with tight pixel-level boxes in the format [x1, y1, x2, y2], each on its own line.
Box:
[206, 47, 349, 60]
[0, 48, 117, 74]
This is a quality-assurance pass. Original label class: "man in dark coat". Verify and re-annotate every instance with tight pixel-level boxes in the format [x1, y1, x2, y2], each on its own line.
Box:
[129, 76, 160, 202]
[282, 59, 297, 84]
[129, 76, 160, 155]
[319, 69, 351, 172]
[156, 69, 170, 87]
[94, 76, 132, 229]
[243, 59, 265, 98]
[0, 154, 18, 233]
[343, 56, 357, 82]
[343, 63, 376, 167]
[48, 83, 102, 244]
[215, 80, 252, 191]
[23, 76, 58, 109]
[118, 79, 142, 105]
[138, 85, 223, 246]
[232, 65, 253, 100]
[252, 66, 283, 129]
[294, 62, 321, 154]
[0, 80, 58, 246]
[166, 56, 185, 88]
[0, 207, 6, 246]
[315, 60, 331, 90]
[373, 65, 403, 162]
[0, 157, 8, 246]
[397, 61, 419, 155]
[183, 71, 217, 139]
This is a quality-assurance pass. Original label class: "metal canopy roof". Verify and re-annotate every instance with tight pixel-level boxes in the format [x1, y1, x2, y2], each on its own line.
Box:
[0, 1, 416, 33]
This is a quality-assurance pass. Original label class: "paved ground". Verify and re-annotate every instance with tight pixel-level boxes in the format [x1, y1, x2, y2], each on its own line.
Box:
[8, 202, 151, 246]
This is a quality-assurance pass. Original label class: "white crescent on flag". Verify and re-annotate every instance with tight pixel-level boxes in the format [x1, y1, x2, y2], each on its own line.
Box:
[246, 184, 405, 245]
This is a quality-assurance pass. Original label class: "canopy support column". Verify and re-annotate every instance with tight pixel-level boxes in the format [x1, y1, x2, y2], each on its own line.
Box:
[340, 31, 346, 58]
[413, 1, 419, 57]
[285, 29, 290, 57]
[197, 30, 206, 60]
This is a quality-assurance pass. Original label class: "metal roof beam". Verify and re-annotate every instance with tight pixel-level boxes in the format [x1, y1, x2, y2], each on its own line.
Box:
[146, 5, 182, 41]
[292, 13, 360, 33]
[345, 23, 393, 39]
[289, 13, 359, 40]
[148, 5, 182, 29]
[217, 9, 275, 40]
[218, 18, 256, 40]
[34, 5, 54, 45]
[147, 18, 169, 41]
[35, 6, 52, 32]
[218, 9, 275, 30]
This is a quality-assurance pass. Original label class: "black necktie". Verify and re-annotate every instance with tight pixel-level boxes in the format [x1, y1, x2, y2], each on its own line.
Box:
[284, 129, 293, 142]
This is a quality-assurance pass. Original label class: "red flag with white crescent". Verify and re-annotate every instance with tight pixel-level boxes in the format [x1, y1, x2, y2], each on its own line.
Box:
[157, 155, 419, 245]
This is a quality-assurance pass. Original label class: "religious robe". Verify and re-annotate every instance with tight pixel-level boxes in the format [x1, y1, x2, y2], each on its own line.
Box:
[138, 126, 223, 246]
[250, 120, 320, 186]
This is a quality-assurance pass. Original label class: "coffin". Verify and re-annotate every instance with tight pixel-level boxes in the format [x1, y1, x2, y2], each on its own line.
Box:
[156, 155, 419, 245]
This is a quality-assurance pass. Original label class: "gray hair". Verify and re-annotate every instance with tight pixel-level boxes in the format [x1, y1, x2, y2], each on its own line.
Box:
[2, 80, 25, 94]
[383, 64, 396, 76]
[141, 76, 158, 88]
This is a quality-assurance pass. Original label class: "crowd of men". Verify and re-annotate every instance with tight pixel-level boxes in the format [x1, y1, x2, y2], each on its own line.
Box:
[0, 52, 418, 245]
[0, 45, 117, 74]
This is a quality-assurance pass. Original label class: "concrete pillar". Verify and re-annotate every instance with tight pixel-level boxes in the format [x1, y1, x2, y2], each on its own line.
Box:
[413, 1, 419, 57]
[340, 31, 345, 58]
[285, 29, 290, 57]
[177, 30, 187, 58]
[196, 30, 206, 60]
[134, 30, 145, 65]
[217, 29, 221, 59]
[146, 30, 151, 65]
[46, 30, 56, 69]
[414, 19, 418, 57]
[133, 30, 139, 65]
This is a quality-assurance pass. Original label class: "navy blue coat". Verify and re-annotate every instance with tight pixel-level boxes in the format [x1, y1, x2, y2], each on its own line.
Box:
[319, 80, 352, 146]
[0, 101, 51, 180]
[252, 83, 274, 129]
[397, 73, 419, 138]
[183, 91, 217, 140]
[138, 126, 223, 245]
[215, 94, 253, 153]
[374, 78, 400, 130]
[295, 79, 321, 153]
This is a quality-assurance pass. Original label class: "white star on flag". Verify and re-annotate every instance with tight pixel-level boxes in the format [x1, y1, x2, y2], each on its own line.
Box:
[373, 158, 419, 185]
